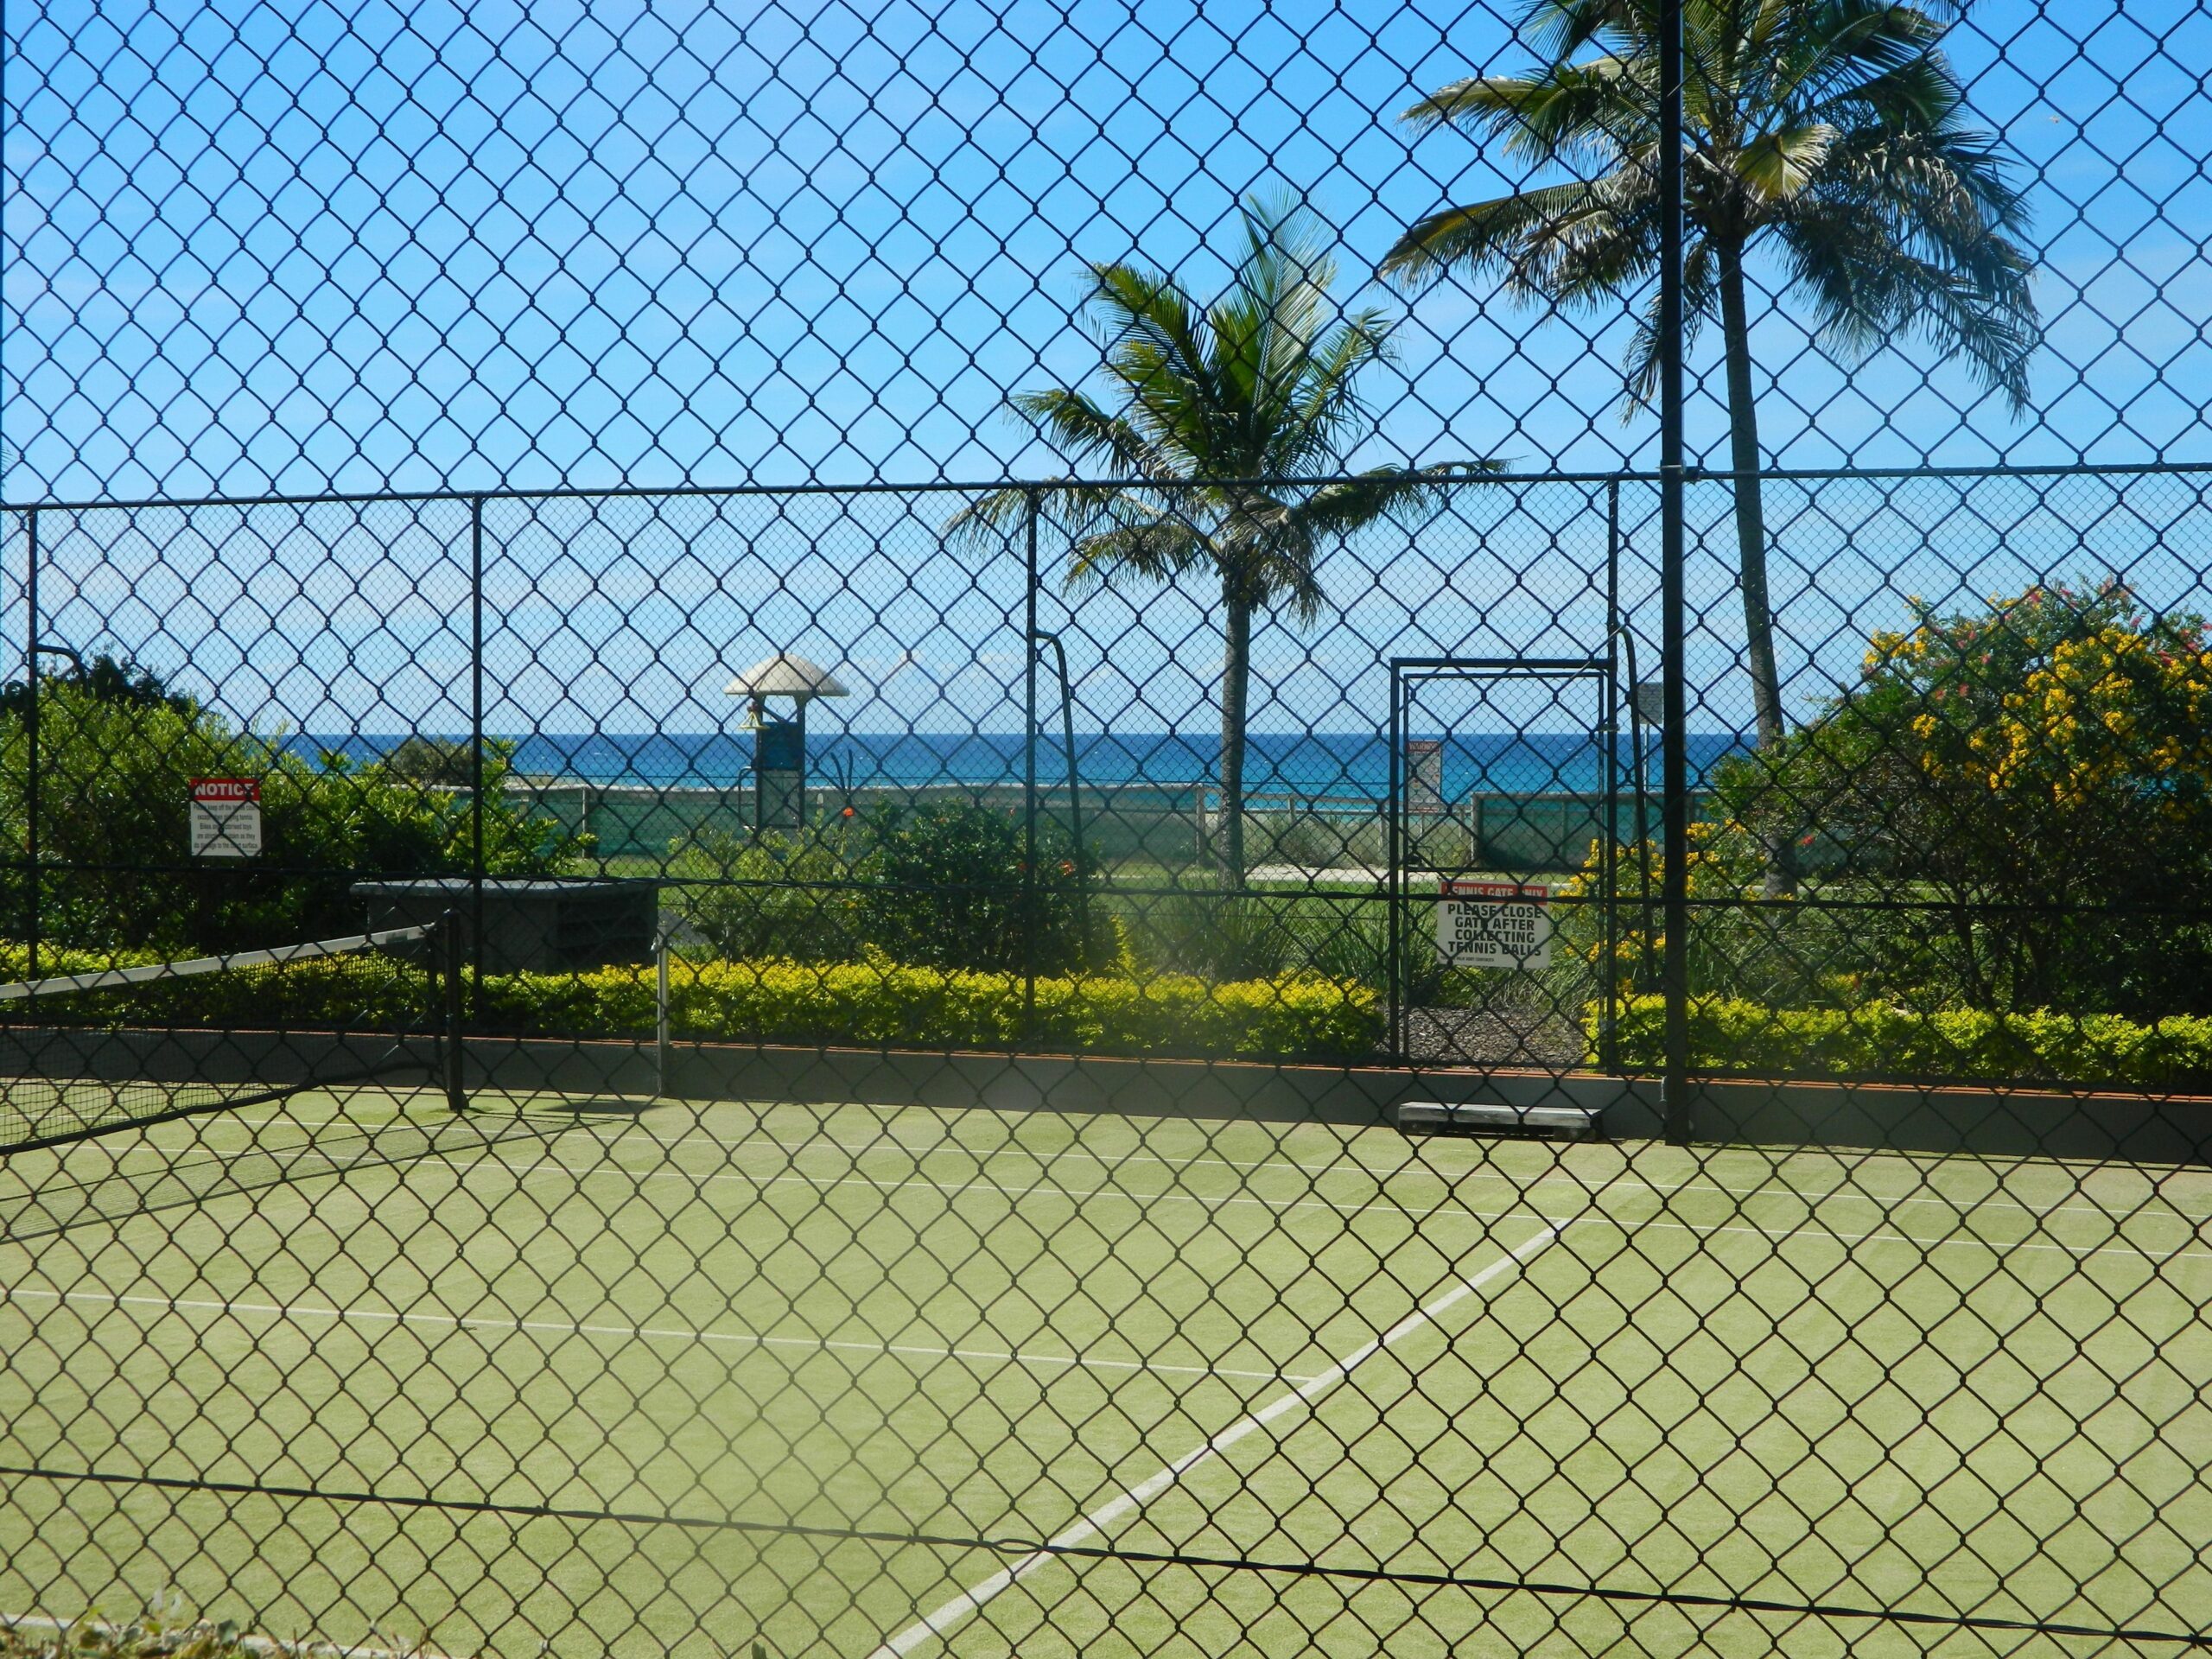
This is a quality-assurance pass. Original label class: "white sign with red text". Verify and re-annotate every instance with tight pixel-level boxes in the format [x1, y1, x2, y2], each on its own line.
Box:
[189, 777, 263, 859]
[1436, 878, 1552, 969]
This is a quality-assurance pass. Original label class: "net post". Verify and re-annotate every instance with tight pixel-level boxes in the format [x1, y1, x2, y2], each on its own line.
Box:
[655, 918, 671, 1100]
[441, 908, 467, 1113]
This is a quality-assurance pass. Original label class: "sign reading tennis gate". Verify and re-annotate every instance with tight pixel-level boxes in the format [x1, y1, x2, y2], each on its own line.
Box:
[1436, 878, 1552, 969]
[189, 777, 263, 859]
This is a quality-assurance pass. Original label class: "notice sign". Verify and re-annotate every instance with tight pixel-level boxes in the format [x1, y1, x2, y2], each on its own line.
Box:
[189, 777, 263, 859]
[1436, 879, 1553, 969]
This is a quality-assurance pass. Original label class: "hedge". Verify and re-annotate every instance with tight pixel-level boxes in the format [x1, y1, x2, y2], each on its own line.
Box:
[481, 957, 1382, 1061]
[1, 942, 1382, 1064]
[1599, 994, 2212, 1089]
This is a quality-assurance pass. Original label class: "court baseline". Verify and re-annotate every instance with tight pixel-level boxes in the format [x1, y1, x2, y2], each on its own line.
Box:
[0, 1287, 1317, 1386]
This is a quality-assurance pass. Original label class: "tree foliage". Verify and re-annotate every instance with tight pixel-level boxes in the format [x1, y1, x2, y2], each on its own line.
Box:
[2, 677, 582, 955]
[675, 802, 1114, 977]
[952, 192, 1494, 885]
[1718, 580, 2212, 1016]
[1386, 0, 2038, 892]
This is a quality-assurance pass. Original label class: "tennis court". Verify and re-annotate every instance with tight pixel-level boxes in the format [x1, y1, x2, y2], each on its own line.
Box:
[3, 1082, 2206, 1657]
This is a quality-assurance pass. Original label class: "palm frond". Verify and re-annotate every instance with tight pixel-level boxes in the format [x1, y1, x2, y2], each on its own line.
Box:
[1624, 234, 1719, 409]
[1402, 57, 1650, 168]
[940, 485, 1039, 549]
[1268, 309, 1397, 474]
[1210, 194, 1340, 469]
[1380, 178, 1644, 296]
[1763, 0, 1944, 112]
[1062, 505, 1215, 595]
[1288, 463, 1505, 543]
[1009, 389, 1169, 480]
[1084, 261, 1222, 458]
[1736, 123, 1839, 204]
[1777, 197, 2037, 408]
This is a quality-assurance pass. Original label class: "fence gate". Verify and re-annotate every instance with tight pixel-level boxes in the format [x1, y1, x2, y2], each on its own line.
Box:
[1386, 655, 1626, 1073]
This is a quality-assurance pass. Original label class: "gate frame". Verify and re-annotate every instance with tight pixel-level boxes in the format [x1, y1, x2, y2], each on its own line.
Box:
[1386, 654, 1623, 1069]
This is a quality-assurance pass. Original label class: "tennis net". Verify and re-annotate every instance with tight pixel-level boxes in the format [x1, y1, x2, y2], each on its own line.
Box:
[0, 924, 460, 1155]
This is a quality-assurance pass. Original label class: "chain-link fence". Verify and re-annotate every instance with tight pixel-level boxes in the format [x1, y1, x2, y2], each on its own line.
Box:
[3, 2, 2209, 1656]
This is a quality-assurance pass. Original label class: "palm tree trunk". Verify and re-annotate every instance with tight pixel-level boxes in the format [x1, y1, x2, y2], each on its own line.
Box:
[1717, 241, 1799, 898]
[1218, 586, 1251, 889]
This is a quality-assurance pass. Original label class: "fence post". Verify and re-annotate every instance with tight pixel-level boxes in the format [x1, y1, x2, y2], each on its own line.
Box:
[22, 507, 38, 980]
[470, 495, 486, 1025]
[1601, 484, 1622, 1073]
[1657, 0, 1694, 1145]
[1387, 664, 1403, 1063]
[1021, 486, 1039, 1044]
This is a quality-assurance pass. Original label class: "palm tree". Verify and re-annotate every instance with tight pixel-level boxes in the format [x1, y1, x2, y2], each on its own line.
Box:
[1382, 0, 2037, 893]
[955, 194, 1496, 887]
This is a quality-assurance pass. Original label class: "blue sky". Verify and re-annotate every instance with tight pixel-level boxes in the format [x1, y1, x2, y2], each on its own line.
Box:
[4, 0, 2208, 505]
[2, 0, 2208, 745]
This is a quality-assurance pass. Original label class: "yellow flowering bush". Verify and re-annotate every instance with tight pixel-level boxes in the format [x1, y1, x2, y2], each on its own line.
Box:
[1719, 579, 2212, 1016]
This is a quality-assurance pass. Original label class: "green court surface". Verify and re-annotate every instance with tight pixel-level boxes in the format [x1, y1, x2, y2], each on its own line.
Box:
[2, 1086, 2207, 1658]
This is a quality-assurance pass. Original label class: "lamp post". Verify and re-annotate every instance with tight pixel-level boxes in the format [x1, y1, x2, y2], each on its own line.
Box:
[723, 653, 849, 832]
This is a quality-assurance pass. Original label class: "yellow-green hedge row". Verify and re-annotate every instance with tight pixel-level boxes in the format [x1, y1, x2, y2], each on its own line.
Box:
[482, 957, 1382, 1060]
[1599, 995, 2212, 1088]
[1, 942, 1382, 1063]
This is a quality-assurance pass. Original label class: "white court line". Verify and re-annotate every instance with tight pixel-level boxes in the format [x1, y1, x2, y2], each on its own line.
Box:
[480, 1152, 1452, 1226]
[600, 1121, 2212, 1231]
[0, 1287, 1317, 1387]
[864, 1220, 1577, 1659]
[464, 1148, 2212, 1268]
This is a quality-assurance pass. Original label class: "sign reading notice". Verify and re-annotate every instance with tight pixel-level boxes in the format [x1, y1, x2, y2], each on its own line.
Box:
[1436, 879, 1553, 969]
[189, 777, 263, 859]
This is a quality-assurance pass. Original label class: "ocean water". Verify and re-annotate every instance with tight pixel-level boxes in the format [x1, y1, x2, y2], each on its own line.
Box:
[308, 730, 1749, 799]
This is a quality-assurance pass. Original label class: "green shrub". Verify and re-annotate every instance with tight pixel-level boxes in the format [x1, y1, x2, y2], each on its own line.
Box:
[0, 939, 434, 1031]
[0, 677, 581, 956]
[666, 803, 1113, 976]
[1598, 994, 2212, 1088]
[670, 827, 867, 962]
[852, 800, 1108, 975]
[1714, 580, 2212, 1018]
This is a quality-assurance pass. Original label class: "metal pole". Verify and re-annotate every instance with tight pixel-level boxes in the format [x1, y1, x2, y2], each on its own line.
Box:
[1031, 628, 1090, 964]
[1021, 488, 1039, 1040]
[1658, 0, 1694, 1146]
[442, 909, 467, 1113]
[22, 508, 37, 979]
[1623, 622, 1656, 993]
[470, 497, 486, 1023]
[656, 921, 671, 1100]
[1601, 484, 1621, 1073]
[1387, 664, 1403, 1064]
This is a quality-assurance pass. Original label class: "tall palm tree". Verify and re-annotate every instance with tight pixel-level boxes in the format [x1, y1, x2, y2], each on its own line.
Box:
[956, 194, 1495, 887]
[1382, 0, 2037, 893]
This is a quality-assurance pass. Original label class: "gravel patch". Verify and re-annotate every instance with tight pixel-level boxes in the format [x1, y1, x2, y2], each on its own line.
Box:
[1390, 1002, 1589, 1068]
